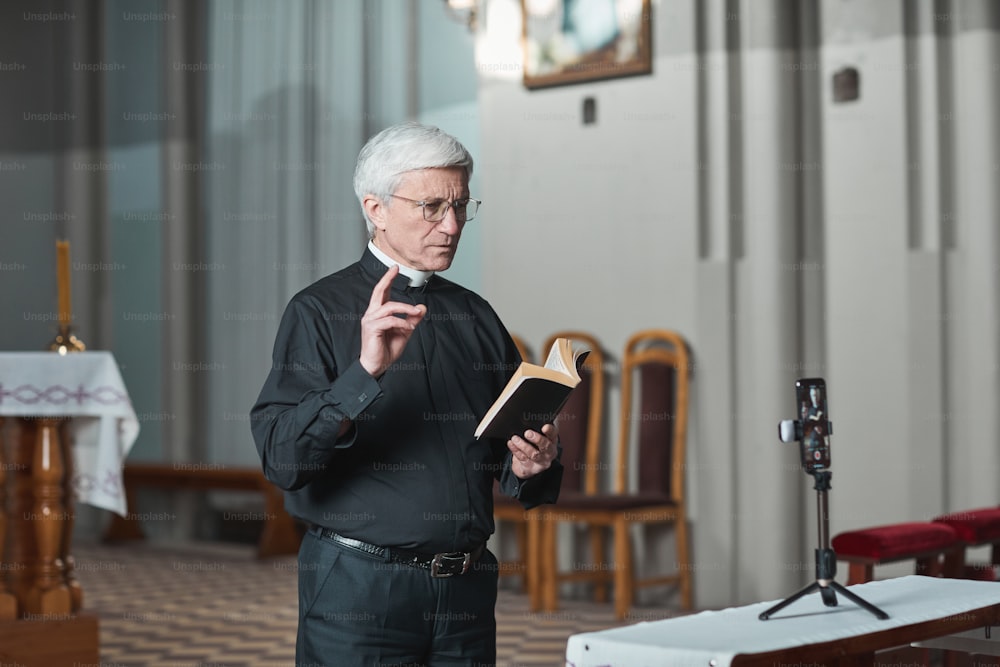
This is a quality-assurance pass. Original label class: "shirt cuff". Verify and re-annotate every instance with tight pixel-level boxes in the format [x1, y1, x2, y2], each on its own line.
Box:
[321, 359, 382, 421]
[499, 448, 564, 509]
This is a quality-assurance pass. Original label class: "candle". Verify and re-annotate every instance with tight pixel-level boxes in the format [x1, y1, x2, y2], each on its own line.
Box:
[56, 239, 71, 327]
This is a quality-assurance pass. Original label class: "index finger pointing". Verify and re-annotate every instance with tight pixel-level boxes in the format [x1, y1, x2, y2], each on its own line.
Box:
[369, 264, 399, 310]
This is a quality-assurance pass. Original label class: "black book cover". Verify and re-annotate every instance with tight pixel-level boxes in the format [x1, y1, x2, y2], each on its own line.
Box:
[475, 377, 574, 441]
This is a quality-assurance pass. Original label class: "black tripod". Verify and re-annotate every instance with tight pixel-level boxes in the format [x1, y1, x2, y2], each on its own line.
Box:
[759, 470, 888, 621]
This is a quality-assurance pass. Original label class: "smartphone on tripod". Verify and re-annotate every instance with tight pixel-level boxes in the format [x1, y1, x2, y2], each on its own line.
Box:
[761, 377, 889, 620]
[796, 377, 830, 472]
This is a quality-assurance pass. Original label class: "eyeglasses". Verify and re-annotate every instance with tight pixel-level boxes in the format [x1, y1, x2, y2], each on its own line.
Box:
[388, 194, 481, 223]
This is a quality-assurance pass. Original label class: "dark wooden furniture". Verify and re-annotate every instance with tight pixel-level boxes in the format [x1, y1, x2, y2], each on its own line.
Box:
[103, 463, 302, 559]
[493, 334, 535, 594]
[494, 332, 606, 610]
[831, 521, 963, 584]
[933, 506, 1000, 580]
[540, 329, 693, 619]
[0, 417, 98, 666]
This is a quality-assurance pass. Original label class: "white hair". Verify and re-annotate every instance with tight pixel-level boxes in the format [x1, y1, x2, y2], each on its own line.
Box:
[353, 122, 474, 238]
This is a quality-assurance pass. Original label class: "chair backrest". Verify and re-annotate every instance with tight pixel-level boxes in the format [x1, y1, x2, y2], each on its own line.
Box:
[541, 331, 605, 495]
[615, 329, 690, 503]
[510, 334, 532, 364]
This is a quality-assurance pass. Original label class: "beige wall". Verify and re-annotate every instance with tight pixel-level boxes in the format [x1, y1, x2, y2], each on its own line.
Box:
[476, 0, 1000, 607]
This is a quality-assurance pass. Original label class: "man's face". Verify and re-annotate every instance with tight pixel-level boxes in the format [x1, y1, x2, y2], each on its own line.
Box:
[366, 167, 469, 272]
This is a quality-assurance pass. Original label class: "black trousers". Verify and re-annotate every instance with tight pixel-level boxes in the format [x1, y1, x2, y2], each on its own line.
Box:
[296, 530, 499, 667]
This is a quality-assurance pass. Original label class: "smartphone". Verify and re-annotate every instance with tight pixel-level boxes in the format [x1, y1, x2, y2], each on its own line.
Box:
[795, 377, 831, 472]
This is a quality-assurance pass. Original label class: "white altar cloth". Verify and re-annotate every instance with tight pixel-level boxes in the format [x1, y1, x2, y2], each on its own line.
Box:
[566, 576, 1000, 666]
[0, 351, 139, 516]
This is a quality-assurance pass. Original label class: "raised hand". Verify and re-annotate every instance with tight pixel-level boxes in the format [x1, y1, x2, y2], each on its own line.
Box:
[359, 265, 427, 378]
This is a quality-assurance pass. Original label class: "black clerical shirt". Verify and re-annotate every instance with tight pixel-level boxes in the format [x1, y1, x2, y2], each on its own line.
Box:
[251, 249, 562, 554]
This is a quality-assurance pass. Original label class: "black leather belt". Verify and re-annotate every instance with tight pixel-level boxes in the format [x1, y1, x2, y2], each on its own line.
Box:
[314, 528, 484, 578]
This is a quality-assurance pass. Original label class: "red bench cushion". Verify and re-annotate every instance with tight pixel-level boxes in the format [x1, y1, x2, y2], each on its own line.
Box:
[933, 507, 1000, 543]
[832, 522, 959, 560]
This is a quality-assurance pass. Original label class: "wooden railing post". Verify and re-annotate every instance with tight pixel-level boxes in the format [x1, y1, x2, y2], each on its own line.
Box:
[24, 418, 71, 616]
[7, 418, 37, 610]
[60, 422, 82, 612]
[0, 418, 19, 620]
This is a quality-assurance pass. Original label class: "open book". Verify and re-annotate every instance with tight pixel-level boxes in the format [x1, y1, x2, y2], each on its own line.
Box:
[474, 337, 590, 440]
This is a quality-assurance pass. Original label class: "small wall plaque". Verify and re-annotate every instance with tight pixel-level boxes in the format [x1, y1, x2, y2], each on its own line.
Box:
[832, 67, 860, 103]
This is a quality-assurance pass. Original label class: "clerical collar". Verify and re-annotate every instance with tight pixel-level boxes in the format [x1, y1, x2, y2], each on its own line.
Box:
[367, 241, 434, 288]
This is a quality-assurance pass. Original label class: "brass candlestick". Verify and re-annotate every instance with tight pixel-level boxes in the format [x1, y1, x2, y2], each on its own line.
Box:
[49, 324, 86, 356]
[51, 239, 86, 355]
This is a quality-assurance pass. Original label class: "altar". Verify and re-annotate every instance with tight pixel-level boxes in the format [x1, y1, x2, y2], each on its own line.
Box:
[0, 351, 138, 666]
[565, 576, 1000, 666]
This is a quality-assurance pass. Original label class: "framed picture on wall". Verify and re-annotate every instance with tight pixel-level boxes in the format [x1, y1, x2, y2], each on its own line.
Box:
[522, 0, 652, 90]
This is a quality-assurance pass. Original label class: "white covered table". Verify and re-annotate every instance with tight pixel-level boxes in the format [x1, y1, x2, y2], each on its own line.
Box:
[0, 351, 138, 666]
[566, 576, 1000, 666]
[0, 351, 140, 513]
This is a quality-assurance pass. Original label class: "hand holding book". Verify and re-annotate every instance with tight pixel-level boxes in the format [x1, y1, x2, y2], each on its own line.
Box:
[509, 422, 560, 479]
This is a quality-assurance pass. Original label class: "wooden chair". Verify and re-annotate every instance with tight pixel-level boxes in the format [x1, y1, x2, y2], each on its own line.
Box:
[536, 331, 607, 603]
[539, 329, 693, 619]
[494, 334, 534, 593]
[539, 331, 605, 500]
[493, 332, 605, 609]
[508, 334, 531, 367]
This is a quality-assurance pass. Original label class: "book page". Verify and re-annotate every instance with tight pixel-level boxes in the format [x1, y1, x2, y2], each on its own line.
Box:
[543, 338, 571, 375]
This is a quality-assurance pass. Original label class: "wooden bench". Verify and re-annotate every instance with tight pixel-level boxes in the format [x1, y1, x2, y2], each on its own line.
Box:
[832, 521, 963, 584]
[933, 507, 1000, 580]
[102, 463, 302, 559]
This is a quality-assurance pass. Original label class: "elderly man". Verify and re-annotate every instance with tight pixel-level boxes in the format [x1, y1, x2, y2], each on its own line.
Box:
[251, 122, 563, 666]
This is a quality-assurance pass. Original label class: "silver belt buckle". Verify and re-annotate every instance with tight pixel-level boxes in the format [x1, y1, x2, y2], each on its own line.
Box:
[430, 551, 471, 578]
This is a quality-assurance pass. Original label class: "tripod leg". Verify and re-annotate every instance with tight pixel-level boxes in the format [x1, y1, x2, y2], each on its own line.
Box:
[820, 585, 837, 607]
[759, 582, 820, 620]
[828, 581, 889, 620]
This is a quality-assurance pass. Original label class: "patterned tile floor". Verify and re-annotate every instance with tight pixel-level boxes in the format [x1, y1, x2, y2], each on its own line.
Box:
[73, 540, 682, 667]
